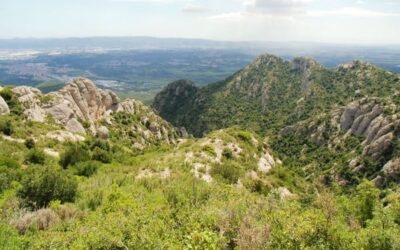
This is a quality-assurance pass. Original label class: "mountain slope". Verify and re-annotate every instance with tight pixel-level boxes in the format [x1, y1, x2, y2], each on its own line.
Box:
[153, 54, 400, 185]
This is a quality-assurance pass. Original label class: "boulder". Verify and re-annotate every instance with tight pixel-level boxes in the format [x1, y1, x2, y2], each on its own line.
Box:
[65, 118, 86, 134]
[383, 159, 400, 182]
[0, 96, 9, 114]
[96, 126, 109, 139]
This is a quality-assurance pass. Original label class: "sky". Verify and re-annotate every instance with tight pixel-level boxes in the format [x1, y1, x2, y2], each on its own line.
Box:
[0, 0, 399, 44]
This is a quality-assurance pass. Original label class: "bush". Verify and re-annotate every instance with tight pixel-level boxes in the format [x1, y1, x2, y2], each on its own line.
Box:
[235, 131, 253, 143]
[0, 156, 21, 193]
[25, 148, 46, 165]
[11, 208, 60, 234]
[222, 148, 233, 159]
[24, 138, 35, 149]
[59, 143, 91, 168]
[202, 145, 216, 156]
[18, 165, 77, 208]
[0, 223, 23, 249]
[0, 119, 13, 135]
[92, 147, 112, 163]
[73, 161, 100, 177]
[211, 161, 243, 184]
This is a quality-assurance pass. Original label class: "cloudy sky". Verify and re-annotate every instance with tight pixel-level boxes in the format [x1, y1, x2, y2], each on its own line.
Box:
[0, 0, 399, 44]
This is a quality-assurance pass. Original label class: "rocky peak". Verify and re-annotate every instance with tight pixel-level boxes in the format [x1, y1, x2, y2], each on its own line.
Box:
[337, 60, 375, 71]
[291, 57, 321, 72]
[251, 54, 284, 68]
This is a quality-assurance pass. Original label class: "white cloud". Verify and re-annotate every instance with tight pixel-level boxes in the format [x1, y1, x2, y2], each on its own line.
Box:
[208, 12, 249, 21]
[110, 0, 180, 3]
[244, 0, 312, 14]
[308, 7, 399, 17]
[182, 4, 208, 13]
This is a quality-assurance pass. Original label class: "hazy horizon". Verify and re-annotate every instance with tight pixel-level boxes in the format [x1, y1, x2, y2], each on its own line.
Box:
[1, 0, 400, 44]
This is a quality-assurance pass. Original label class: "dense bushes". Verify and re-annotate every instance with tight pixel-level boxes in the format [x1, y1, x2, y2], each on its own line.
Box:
[211, 161, 243, 184]
[72, 161, 100, 177]
[0, 118, 13, 135]
[0, 155, 21, 193]
[25, 148, 46, 165]
[59, 143, 91, 168]
[60, 140, 113, 169]
[18, 165, 77, 208]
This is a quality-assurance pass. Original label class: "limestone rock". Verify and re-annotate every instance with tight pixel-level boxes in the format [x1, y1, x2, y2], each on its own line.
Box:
[383, 159, 400, 182]
[96, 126, 109, 139]
[65, 118, 86, 134]
[46, 130, 85, 142]
[258, 151, 276, 173]
[0, 96, 9, 114]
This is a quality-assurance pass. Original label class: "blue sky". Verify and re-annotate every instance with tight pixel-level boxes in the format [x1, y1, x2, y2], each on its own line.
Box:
[0, 0, 399, 44]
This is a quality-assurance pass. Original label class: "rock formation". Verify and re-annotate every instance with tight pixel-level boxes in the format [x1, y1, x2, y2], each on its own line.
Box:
[11, 77, 179, 147]
[0, 95, 9, 114]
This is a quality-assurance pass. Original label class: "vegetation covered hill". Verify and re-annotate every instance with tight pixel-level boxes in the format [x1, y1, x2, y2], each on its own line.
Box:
[153, 54, 400, 187]
[0, 57, 400, 249]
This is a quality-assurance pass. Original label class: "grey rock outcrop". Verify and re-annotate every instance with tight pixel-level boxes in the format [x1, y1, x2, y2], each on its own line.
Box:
[382, 159, 400, 182]
[96, 126, 109, 139]
[0, 96, 9, 114]
[338, 98, 398, 160]
[11, 77, 179, 148]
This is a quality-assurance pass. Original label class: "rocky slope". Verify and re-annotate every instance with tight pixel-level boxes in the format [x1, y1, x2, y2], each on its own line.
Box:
[2, 77, 179, 149]
[153, 54, 400, 185]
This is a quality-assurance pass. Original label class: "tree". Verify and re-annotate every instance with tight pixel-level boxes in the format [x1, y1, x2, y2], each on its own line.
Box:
[357, 179, 380, 226]
[18, 165, 77, 208]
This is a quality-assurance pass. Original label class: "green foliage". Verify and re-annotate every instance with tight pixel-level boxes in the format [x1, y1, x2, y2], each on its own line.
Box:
[25, 148, 46, 165]
[357, 179, 380, 226]
[18, 165, 77, 208]
[91, 147, 112, 163]
[202, 144, 216, 156]
[234, 130, 253, 143]
[222, 148, 233, 159]
[0, 223, 24, 250]
[0, 155, 21, 193]
[0, 118, 13, 135]
[184, 229, 220, 250]
[24, 138, 35, 149]
[211, 161, 243, 184]
[59, 143, 91, 169]
[73, 161, 100, 177]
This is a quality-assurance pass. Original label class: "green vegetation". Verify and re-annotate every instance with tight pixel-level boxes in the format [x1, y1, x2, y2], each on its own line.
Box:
[18, 165, 77, 209]
[1, 54, 400, 249]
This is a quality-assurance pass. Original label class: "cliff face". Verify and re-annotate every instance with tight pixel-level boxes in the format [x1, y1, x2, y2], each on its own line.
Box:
[10, 77, 179, 148]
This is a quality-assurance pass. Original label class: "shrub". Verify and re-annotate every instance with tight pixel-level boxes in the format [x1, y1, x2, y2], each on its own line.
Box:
[25, 148, 46, 165]
[24, 138, 35, 149]
[202, 145, 216, 156]
[73, 161, 100, 177]
[0, 119, 13, 135]
[59, 143, 91, 168]
[0, 156, 21, 193]
[235, 131, 253, 143]
[222, 148, 233, 159]
[11, 208, 60, 234]
[92, 147, 112, 163]
[211, 161, 243, 184]
[0, 223, 23, 249]
[18, 165, 77, 208]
